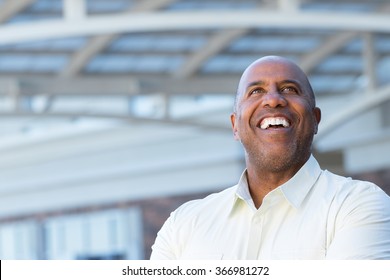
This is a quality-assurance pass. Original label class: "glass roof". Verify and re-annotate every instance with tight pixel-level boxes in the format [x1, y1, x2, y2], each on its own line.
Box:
[86, 55, 184, 73]
[0, 54, 67, 72]
[27, 0, 133, 14]
[228, 36, 321, 53]
[316, 55, 363, 73]
[166, 0, 258, 10]
[0, 0, 388, 143]
[108, 34, 206, 52]
[0, 37, 87, 51]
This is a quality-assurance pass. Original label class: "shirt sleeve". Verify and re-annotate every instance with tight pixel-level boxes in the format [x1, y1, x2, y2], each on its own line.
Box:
[150, 212, 177, 260]
[326, 185, 390, 260]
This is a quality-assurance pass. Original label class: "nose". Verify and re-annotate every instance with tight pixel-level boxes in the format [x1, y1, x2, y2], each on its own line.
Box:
[261, 90, 287, 108]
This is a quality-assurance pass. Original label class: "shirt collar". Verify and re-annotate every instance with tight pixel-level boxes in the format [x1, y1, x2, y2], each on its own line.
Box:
[232, 155, 322, 212]
[280, 155, 322, 209]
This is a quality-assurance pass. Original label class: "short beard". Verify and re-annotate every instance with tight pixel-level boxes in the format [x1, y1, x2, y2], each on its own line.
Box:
[242, 136, 313, 174]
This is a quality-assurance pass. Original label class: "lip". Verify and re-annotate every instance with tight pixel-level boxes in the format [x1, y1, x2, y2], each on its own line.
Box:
[256, 114, 293, 130]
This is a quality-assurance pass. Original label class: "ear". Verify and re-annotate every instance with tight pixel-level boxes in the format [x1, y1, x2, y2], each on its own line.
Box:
[230, 113, 240, 141]
[313, 107, 321, 134]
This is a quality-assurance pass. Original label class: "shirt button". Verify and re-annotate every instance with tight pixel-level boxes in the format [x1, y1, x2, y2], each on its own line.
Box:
[252, 215, 262, 224]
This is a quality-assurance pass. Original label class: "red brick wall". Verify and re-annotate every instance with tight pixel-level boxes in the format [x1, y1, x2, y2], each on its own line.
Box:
[140, 192, 212, 259]
[351, 168, 390, 196]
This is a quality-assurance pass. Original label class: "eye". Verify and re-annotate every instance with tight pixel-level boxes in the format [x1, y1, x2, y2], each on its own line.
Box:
[281, 86, 298, 94]
[250, 88, 266, 95]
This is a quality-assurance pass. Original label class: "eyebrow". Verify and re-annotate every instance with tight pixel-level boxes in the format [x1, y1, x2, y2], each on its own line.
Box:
[245, 81, 267, 91]
[279, 79, 303, 88]
[245, 79, 303, 91]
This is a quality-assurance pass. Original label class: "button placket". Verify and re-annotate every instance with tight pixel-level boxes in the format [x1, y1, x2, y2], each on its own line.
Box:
[246, 213, 263, 259]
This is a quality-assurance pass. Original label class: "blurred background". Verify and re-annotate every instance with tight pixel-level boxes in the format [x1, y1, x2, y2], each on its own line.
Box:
[0, 0, 389, 260]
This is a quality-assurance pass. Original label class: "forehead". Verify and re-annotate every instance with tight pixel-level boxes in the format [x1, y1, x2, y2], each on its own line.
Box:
[239, 59, 308, 90]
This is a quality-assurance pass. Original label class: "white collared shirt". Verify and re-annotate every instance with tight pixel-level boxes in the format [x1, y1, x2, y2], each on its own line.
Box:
[151, 156, 390, 259]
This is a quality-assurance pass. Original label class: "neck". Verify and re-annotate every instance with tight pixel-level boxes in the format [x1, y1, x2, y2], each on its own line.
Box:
[246, 158, 307, 208]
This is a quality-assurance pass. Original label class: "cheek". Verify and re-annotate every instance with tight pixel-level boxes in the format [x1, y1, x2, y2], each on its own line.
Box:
[237, 101, 260, 123]
[235, 106, 249, 126]
[289, 102, 317, 129]
[300, 111, 319, 133]
[290, 98, 313, 117]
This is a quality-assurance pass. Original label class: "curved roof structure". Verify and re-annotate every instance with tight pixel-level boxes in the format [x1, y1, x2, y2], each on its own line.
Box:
[0, 0, 389, 219]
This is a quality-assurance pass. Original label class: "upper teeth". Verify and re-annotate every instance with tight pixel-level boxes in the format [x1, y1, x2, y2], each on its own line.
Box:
[260, 117, 290, 129]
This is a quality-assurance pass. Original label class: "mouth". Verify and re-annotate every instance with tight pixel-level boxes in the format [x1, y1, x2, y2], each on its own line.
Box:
[258, 116, 291, 130]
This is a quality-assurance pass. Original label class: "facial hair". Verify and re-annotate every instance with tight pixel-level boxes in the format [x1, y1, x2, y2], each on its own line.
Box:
[240, 130, 314, 174]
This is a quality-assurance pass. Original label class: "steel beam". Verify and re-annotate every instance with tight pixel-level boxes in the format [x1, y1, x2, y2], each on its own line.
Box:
[174, 28, 248, 78]
[1, 11, 390, 45]
[300, 31, 358, 74]
[362, 32, 377, 91]
[0, 76, 239, 96]
[0, 110, 232, 132]
[61, 0, 177, 77]
[0, 0, 35, 23]
[316, 85, 390, 140]
[63, 0, 86, 21]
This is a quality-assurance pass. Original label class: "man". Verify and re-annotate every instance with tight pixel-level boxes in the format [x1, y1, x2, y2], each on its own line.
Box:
[150, 56, 390, 259]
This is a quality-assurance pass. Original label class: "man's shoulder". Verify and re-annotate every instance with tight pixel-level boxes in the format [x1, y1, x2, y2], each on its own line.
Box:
[322, 169, 383, 192]
[320, 169, 390, 206]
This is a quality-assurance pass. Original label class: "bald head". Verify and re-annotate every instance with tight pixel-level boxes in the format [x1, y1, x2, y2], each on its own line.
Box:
[230, 55, 322, 201]
[234, 56, 316, 111]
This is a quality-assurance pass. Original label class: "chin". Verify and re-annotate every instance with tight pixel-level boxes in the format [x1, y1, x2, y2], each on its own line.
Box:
[247, 147, 309, 173]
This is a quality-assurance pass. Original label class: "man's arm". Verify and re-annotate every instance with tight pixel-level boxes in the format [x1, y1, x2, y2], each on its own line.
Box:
[326, 188, 390, 259]
[150, 214, 177, 260]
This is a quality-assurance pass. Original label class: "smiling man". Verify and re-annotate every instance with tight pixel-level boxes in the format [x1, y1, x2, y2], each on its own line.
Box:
[151, 56, 390, 260]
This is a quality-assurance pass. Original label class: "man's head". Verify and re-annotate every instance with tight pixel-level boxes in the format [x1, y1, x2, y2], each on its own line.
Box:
[230, 56, 321, 174]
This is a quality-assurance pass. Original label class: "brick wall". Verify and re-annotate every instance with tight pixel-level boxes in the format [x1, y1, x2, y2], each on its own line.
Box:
[140, 192, 213, 259]
[351, 168, 390, 196]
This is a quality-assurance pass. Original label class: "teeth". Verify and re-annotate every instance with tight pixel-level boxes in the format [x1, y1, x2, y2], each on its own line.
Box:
[260, 117, 290, 130]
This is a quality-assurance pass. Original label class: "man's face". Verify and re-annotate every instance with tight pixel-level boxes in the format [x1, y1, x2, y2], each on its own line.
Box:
[231, 57, 321, 173]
